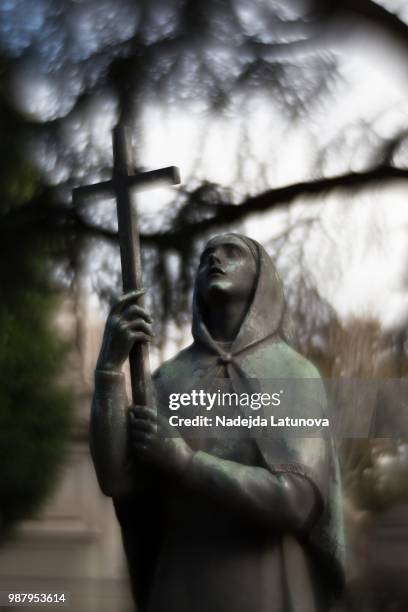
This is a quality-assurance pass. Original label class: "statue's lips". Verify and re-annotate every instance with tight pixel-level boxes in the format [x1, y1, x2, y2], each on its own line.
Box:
[208, 267, 226, 277]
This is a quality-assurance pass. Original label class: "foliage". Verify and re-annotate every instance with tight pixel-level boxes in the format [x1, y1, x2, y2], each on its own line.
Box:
[0, 94, 73, 539]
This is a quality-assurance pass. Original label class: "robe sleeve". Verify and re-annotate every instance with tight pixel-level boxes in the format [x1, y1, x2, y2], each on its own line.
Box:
[182, 451, 320, 533]
[90, 369, 133, 496]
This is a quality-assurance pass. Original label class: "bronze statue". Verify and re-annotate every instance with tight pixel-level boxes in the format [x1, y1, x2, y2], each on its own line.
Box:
[90, 233, 345, 612]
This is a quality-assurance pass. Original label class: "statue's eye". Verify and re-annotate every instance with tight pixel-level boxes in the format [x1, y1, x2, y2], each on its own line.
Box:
[225, 244, 242, 258]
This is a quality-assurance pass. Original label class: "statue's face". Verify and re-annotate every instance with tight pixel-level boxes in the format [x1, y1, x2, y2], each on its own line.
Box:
[197, 235, 257, 307]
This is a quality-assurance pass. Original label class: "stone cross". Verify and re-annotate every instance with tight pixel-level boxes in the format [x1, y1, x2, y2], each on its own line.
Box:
[73, 124, 180, 405]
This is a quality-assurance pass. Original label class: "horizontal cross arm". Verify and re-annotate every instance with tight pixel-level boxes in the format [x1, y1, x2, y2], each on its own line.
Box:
[72, 166, 180, 206]
[127, 166, 180, 189]
[72, 179, 113, 203]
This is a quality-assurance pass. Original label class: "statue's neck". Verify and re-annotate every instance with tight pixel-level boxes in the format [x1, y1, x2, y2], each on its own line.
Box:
[205, 300, 248, 342]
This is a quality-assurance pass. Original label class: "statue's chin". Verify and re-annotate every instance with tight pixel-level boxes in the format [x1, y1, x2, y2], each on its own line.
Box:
[203, 279, 233, 301]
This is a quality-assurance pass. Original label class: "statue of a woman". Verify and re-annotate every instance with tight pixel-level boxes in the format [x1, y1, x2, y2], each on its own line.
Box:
[90, 233, 345, 612]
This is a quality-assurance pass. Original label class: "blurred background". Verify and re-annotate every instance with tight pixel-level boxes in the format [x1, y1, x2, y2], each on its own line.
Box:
[1, 0, 408, 610]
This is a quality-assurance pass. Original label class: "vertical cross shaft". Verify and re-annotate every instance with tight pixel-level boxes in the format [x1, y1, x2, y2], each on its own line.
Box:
[113, 126, 144, 292]
[112, 126, 151, 405]
[73, 124, 180, 406]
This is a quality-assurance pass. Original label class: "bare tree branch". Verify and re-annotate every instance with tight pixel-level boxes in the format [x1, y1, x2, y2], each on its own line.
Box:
[341, 0, 408, 49]
[3, 162, 408, 250]
[310, 0, 408, 56]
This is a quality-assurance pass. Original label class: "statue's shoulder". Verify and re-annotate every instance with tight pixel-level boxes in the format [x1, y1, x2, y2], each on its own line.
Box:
[152, 343, 196, 381]
[260, 339, 322, 380]
[282, 342, 322, 378]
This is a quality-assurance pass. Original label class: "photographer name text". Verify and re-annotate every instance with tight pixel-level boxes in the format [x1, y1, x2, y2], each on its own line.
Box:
[168, 414, 329, 429]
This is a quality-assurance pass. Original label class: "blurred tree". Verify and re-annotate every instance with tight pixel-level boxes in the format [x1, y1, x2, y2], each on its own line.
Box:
[0, 89, 73, 539]
[1, 0, 408, 341]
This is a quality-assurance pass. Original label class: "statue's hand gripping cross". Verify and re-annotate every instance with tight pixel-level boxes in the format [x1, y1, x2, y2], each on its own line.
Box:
[73, 125, 180, 406]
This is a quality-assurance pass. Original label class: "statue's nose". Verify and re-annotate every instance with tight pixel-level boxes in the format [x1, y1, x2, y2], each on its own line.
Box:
[209, 251, 222, 265]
